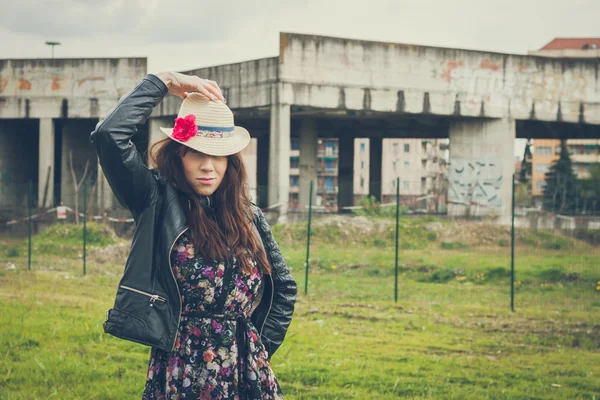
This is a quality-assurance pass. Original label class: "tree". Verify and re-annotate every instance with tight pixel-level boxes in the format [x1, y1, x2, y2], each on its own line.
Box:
[542, 139, 577, 214]
[580, 164, 600, 214]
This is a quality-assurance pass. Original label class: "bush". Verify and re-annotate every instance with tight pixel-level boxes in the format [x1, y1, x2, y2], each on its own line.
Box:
[543, 237, 569, 250]
[352, 196, 408, 218]
[31, 222, 117, 256]
[426, 232, 437, 242]
[441, 242, 469, 250]
[486, 267, 511, 279]
[416, 266, 460, 283]
[5, 246, 20, 257]
[498, 239, 508, 247]
[538, 267, 579, 283]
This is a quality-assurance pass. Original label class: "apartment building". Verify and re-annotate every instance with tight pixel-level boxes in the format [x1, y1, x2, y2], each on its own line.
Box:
[289, 138, 339, 209]
[355, 138, 449, 208]
[529, 139, 600, 196]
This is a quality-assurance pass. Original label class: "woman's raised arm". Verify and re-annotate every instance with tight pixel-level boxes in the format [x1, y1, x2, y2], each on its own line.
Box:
[90, 72, 225, 215]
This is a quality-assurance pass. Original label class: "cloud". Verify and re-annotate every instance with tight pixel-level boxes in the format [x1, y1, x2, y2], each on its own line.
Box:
[0, 0, 598, 73]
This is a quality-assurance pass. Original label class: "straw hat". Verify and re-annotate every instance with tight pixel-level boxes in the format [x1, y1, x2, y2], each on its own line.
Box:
[160, 93, 250, 156]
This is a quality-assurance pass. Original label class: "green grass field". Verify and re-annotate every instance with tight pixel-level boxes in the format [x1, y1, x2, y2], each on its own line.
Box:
[1, 217, 599, 399]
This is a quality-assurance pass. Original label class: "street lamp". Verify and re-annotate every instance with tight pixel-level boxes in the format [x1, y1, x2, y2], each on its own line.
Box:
[45, 41, 61, 59]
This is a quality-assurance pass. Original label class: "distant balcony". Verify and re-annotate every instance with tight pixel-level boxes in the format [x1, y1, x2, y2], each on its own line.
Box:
[317, 186, 338, 194]
[289, 185, 299, 193]
[290, 168, 300, 175]
[318, 149, 339, 158]
[320, 168, 338, 176]
[571, 154, 600, 163]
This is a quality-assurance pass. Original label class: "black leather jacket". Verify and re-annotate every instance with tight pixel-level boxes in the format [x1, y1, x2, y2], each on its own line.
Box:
[90, 74, 297, 357]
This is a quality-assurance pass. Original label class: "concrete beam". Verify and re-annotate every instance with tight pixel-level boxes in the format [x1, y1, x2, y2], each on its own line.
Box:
[448, 118, 516, 222]
[298, 119, 318, 210]
[38, 118, 55, 207]
[268, 101, 291, 223]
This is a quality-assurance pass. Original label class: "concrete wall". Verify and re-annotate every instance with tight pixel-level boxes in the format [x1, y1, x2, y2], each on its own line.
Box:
[0, 58, 147, 119]
[278, 33, 600, 124]
[154, 57, 279, 117]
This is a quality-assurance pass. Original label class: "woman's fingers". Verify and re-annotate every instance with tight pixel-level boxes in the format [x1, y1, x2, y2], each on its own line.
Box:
[205, 80, 225, 102]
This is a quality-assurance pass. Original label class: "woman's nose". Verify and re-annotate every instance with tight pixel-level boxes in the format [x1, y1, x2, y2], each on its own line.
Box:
[200, 156, 215, 171]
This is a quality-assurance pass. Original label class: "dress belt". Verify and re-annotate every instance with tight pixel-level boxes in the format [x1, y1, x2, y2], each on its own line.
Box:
[183, 311, 254, 400]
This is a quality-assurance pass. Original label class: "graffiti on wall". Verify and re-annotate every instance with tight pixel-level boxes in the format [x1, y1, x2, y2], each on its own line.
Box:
[448, 158, 503, 208]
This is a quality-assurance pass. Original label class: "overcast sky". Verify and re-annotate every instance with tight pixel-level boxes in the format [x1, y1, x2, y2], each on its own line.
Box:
[1, 0, 599, 157]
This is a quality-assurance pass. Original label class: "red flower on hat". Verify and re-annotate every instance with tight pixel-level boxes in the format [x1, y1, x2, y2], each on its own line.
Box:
[172, 114, 198, 142]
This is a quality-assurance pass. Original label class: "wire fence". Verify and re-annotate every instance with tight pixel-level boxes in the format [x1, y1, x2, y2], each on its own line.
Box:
[1, 177, 599, 314]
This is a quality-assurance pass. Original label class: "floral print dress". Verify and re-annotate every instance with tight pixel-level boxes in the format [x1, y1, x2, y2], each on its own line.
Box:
[142, 233, 283, 400]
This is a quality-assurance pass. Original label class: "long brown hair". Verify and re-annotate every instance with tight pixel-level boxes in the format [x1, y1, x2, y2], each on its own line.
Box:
[150, 138, 270, 275]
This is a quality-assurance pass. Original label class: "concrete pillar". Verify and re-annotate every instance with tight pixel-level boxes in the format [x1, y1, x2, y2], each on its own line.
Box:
[448, 118, 516, 221]
[338, 136, 355, 210]
[256, 135, 270, 209]
[298, 119, 318, 211]
[268, 103, 291, 223]
[38, 118, 55, 207]
[369, 138, 383, 202]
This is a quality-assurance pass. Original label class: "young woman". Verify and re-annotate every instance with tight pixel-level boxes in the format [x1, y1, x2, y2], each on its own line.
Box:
[91, 72, 297, 399]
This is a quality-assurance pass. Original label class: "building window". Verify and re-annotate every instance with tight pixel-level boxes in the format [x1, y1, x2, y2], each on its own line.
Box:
[554, 146, 561, 155]
[404, 161, 409, 168]
[404, 144, 410, 153]
[403, 180, 409, 189]
[291, 176, 299, 186]
[392, 143, 399, 156]
[290, 158, 299, 169]
[535, 164, 550, 174]
[535, 181, 546, 192]
[392, 179, 396, 189]
[325, 177, 333, 191]
[325, 160, 334, 171]
[536, 146, 552, 156]
[361, 161, 365, 169]
[291, 139, 299, 150]
[360, 143, 366, 153]
[360, 177, 364, 188]
[325, 142, 334, 156]
[392, 161, 397, 171]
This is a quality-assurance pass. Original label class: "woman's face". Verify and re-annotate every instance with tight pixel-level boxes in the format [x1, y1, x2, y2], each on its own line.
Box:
[180, 149, 228, 196]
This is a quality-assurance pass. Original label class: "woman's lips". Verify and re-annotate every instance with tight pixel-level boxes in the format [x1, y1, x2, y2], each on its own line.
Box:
[197, 178, 216, 185]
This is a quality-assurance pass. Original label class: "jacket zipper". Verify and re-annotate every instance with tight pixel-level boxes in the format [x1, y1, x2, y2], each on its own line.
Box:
[259, 274, 275, 337]
[169, 227, 188, 351]
[120, 285, 166, 303]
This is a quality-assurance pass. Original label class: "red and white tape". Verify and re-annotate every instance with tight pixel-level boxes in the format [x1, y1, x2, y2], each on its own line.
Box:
[0, 206, 134, 226]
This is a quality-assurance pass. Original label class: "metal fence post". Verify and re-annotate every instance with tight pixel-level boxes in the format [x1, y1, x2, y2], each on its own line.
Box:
[511, 174, 515, 312]
[305, 180, 313, 296]
[83, 181, 87, 276]
[395, 177, 400, 303]
[28, 180, 33, 271]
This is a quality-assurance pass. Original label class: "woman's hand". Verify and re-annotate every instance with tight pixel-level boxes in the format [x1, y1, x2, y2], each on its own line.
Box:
[156, 71, 226, 103]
